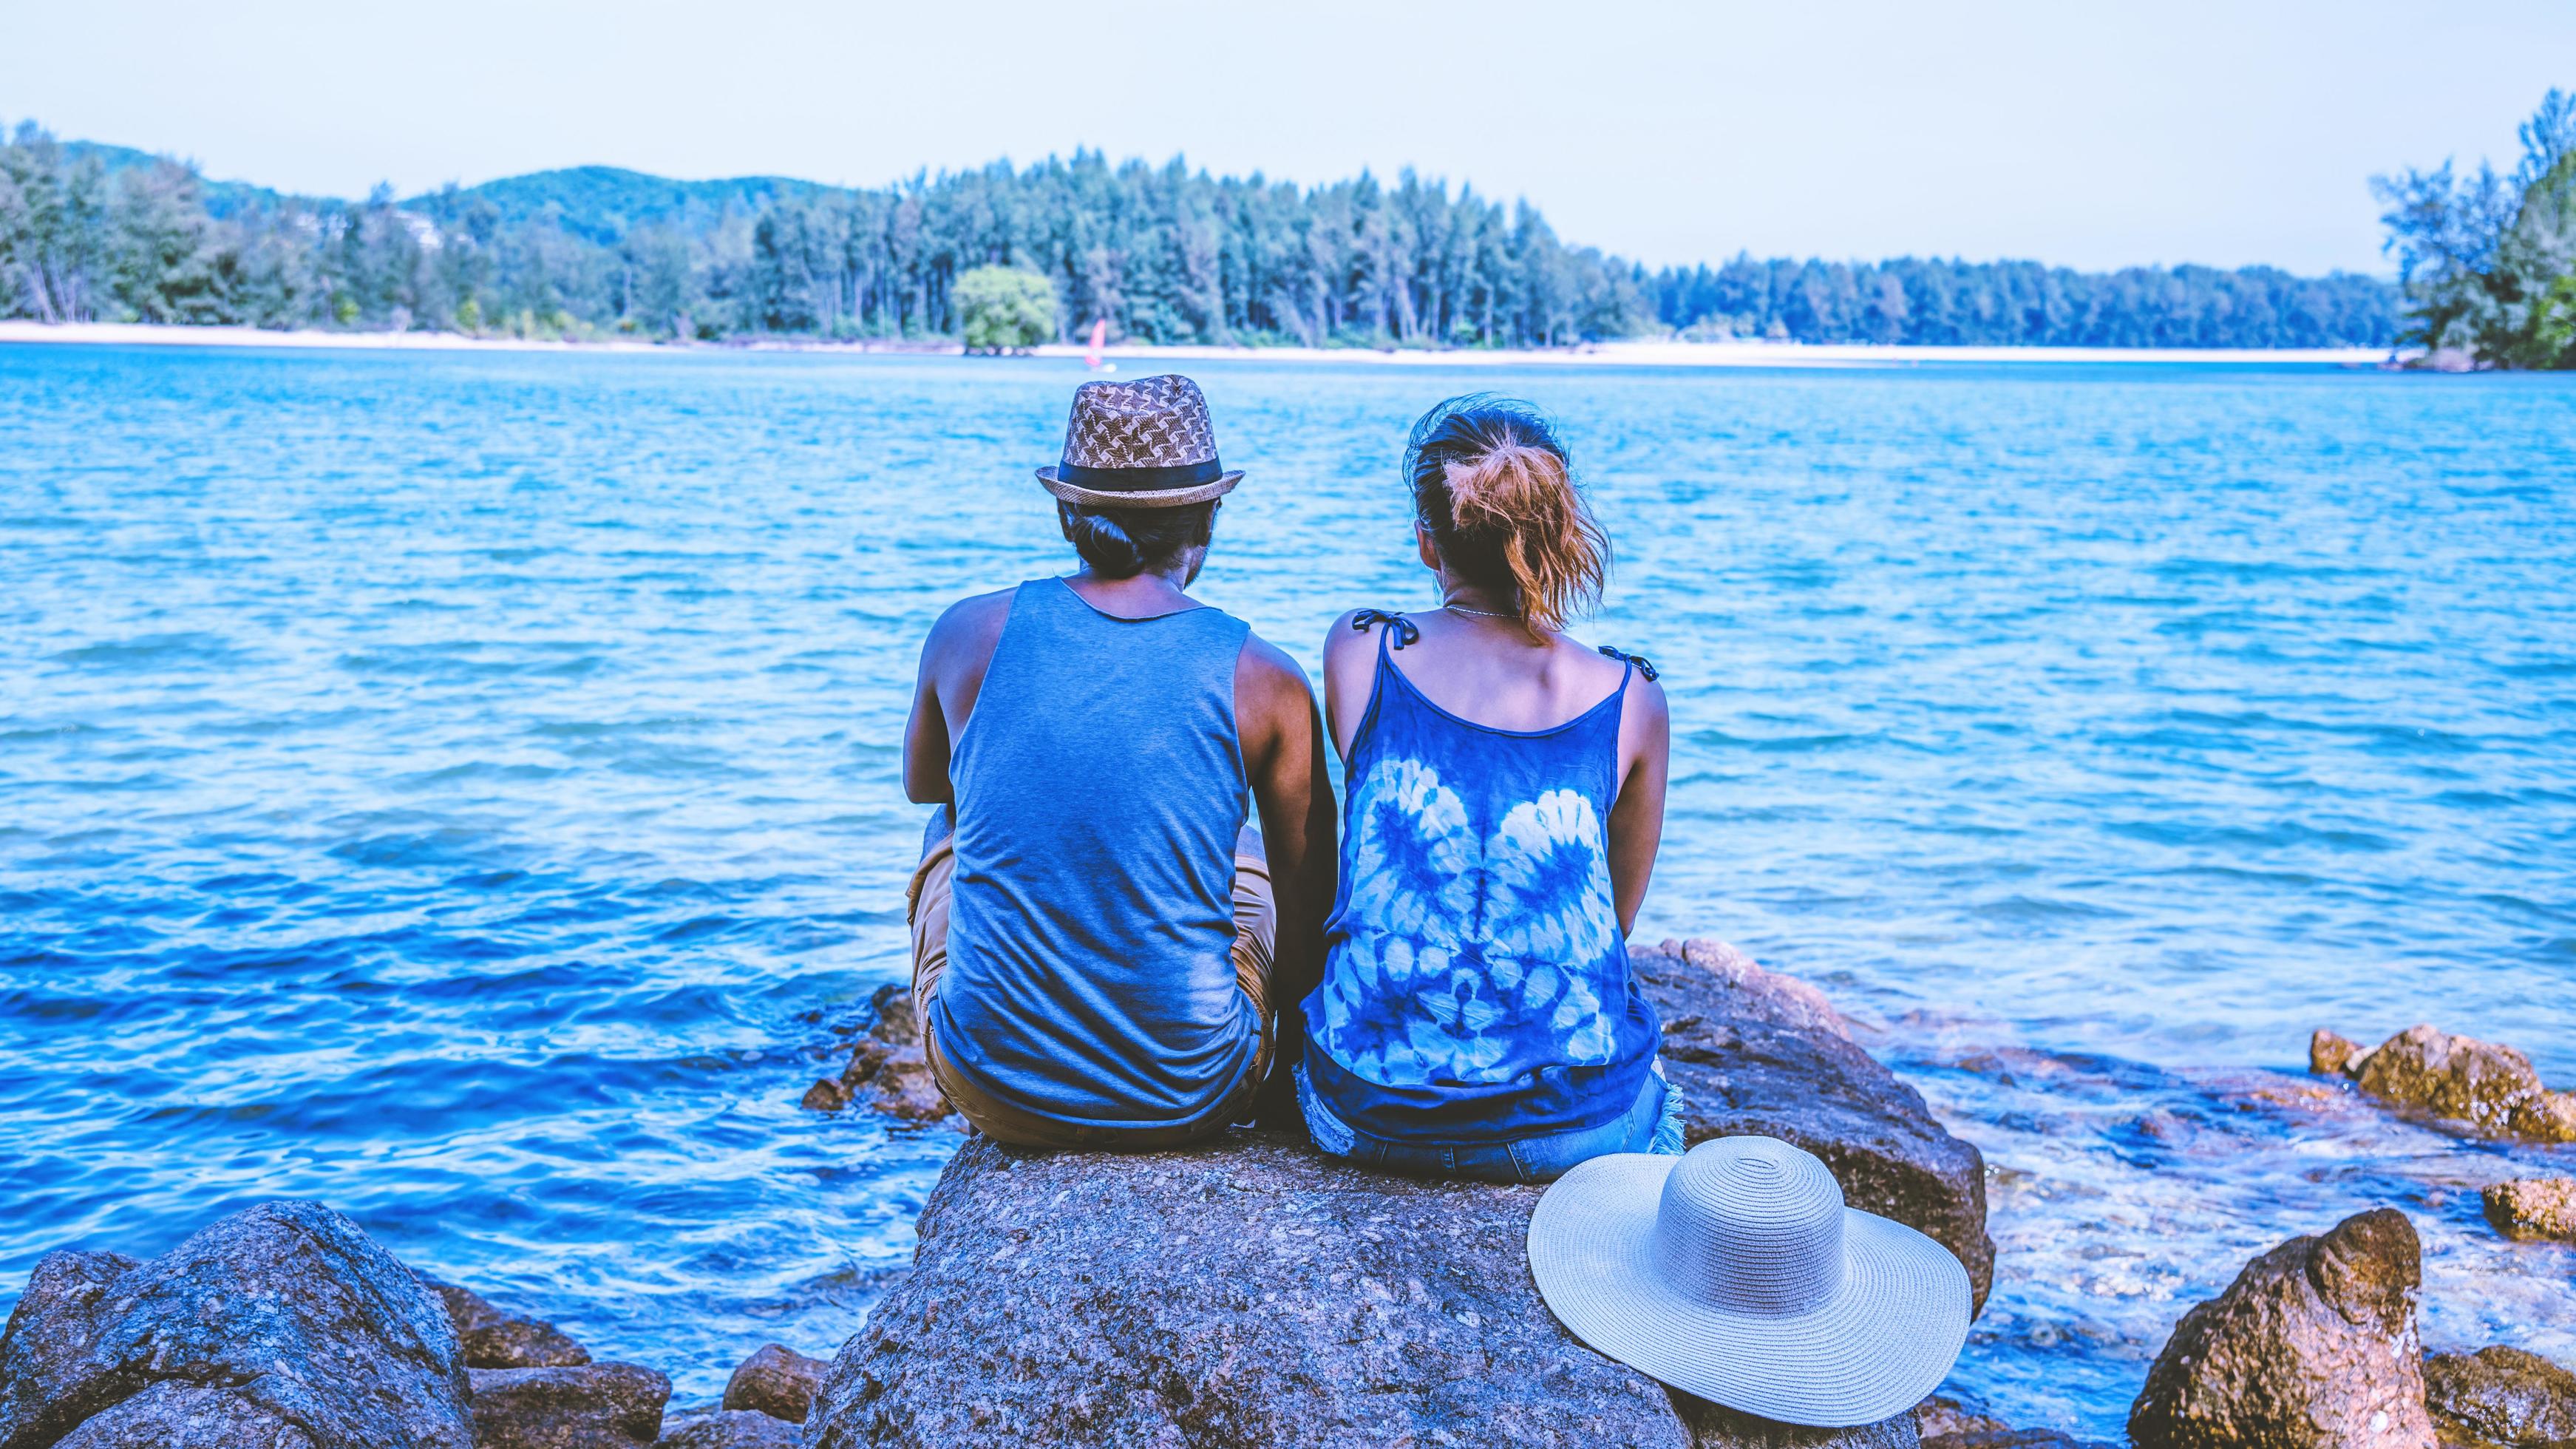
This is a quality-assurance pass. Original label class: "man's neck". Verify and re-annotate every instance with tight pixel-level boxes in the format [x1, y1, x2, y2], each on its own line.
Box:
[1062, 566, 1200, 620]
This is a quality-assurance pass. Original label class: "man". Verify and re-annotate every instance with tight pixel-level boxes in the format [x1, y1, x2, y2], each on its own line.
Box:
[900, 374, 1333, 1145]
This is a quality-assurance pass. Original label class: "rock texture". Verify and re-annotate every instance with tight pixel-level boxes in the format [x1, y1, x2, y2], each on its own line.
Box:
[2481, 1178, 2576, 1243]
[2311, 1030, 2368, 1077]
[2308, 1024, 2576, 1143]
[466, 1363, 668, 1449]
[1634, 939, 1996, 1311]
[2424, 1348, 2576, 1449]
[2128, 1207, 2436, 1449]
[721, 1344, 825, 1424]
[418, 1275, 591, 1370]
[0, 1199, 473, 1449]
[803, 985, 951, 1122]
[808, 1129, 1930, 1449]
[653, 1410, 801, 1448]
[1915, 1398, 2105, 1449]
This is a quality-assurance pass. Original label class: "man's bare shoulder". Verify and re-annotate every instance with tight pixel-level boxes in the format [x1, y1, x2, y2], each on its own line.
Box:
[1236, 628, 1318, 713]
[924, 587, 1016, 652]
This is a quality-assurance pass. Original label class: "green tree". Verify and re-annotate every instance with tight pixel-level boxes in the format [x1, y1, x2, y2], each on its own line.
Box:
[954, 264, 1056, 350]
[2375, 86, 2576, 367]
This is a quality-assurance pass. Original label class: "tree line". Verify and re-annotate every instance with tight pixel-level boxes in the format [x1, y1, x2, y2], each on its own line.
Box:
[2374, 88, 2576, 369]
[2, 121, 2397, 350]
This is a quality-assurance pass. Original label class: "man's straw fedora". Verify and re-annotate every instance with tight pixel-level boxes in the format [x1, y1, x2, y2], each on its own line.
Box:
[1036, 373, 1243, 509]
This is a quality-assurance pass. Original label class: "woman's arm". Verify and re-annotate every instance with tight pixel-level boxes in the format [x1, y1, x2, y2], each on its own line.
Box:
[1605, 674, 1670, 937]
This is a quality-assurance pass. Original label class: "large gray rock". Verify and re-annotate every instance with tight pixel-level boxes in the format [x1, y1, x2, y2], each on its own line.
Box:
[2128, 1207, 2436, 1449]
[466, 1363, 667, 1448]
[2423, 1348, 2576, 1449]
[0, 1200, 473, 1449]
[799, 940, 1984, 1448]
[416, 1275, 591, 1370]
[2310, 1025, 2576, 1144]
[1634, 939, 1996, 1312]
[807, 1129, 1921, 1449]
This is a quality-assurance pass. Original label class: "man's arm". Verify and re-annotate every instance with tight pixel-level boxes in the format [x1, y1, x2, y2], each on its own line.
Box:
[1237, 633, 1337, 1111]
[901, 591, 1014, 806]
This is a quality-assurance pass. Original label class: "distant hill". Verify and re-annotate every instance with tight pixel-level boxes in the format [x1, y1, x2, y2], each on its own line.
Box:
[61, 140, 312, 220]
[402, 166, 852, 244]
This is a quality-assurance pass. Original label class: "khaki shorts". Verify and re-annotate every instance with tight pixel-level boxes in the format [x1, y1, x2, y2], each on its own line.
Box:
[906, 824, 1277, 1148]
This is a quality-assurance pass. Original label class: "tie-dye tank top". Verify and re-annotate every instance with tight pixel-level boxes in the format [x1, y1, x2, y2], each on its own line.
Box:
[1299, 622, 1660, 1144]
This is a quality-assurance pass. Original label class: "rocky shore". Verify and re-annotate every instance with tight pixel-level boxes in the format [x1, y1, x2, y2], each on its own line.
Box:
[5, 943, 2570, 1448]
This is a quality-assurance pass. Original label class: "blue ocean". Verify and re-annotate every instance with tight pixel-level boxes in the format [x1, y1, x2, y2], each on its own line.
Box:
[2, 342, 2569, 1434]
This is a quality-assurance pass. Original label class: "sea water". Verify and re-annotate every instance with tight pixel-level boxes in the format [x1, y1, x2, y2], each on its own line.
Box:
[1, 343, 2569, 1433]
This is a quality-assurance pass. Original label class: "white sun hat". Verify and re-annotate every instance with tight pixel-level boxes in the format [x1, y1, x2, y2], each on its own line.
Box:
[1526, 1134, 1972, 1428]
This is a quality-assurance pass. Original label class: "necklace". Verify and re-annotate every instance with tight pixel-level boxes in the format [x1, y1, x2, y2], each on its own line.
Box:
[1441, 602, 1517, 620]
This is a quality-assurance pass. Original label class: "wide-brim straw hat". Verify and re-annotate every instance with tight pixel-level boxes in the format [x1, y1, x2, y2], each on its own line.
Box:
[1036, 373, 1243, 508]
[1527, 1135, 1971, 1428]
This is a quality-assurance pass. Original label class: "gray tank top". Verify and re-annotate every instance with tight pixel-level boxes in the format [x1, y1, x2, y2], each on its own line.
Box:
[931, 577, 1256, 1129]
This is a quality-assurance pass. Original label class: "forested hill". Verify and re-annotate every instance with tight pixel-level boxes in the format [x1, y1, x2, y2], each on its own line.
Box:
[408, 167, 845, 245]
[1, 123, 2398, 349]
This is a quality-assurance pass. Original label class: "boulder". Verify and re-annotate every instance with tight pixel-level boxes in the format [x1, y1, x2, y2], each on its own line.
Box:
[1633, 940, 1996, 1311]
[2311, 1030, 2368, 1077]
[807, 1128, 1920, 1449]
[653, 1410, 801, 1448]
[0, 1199, 473, 1449]
[721, 1344, 825, 1424]
[803, 985, 952, 1122]
[2423, 1347, 2576, 1449]
[2128, 1207, 2436, 1449]
[2481, 1179, 2576, 1243]
[417, 1275, 591, 1369]
[466, 1363, 668, 1448]
[2314, 1025, 2576, 1143]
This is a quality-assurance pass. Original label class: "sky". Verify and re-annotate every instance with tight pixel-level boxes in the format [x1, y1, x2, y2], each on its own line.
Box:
[4, 0, 2571, 276]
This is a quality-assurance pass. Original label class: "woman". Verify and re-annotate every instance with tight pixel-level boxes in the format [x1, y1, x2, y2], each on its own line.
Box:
[1297, 395, 1676, 1183]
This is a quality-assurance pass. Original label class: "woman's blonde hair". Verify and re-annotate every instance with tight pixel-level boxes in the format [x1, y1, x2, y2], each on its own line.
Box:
[1407, 396, 1608, 639]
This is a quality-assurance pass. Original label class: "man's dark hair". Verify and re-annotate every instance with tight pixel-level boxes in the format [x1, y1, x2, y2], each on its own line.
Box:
[1057, 500, 1217, 579]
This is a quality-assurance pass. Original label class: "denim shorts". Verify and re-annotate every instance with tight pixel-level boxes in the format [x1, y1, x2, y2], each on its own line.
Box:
[1296, 1059, 1686, 1184]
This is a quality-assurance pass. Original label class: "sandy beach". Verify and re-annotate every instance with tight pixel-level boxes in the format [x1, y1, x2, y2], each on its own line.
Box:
[0, 320, 2393, 368]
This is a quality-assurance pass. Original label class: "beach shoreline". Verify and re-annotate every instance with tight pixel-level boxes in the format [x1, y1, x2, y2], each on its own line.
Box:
[0, 320, 2395, 368]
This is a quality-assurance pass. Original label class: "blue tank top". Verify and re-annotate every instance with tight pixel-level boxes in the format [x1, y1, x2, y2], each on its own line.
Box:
[1300, 624, 1661, 1144]
[931, 578, 1257, 1130]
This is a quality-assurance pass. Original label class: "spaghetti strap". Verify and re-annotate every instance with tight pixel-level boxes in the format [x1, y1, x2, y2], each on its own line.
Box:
[1350, 608, 1420, 649]
[1597, 645, 1659, 682]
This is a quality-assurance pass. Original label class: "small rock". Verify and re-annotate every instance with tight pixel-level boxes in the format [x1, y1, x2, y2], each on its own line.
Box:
[0, 1200, 472, 1448]
[654, 1408, 802, 1447]
[466, 1363, 669, 1448]
[721, 1343, 826, 1424]
[2424, 1347, 2576, 1449]
[803, 985, 954, 1123]
[2129, 1207, 2436, 1449]
[418, 1273, 592, 1369]
[2483, 1178, 2576, 1243]
[2344, 1025, 2576, 1143]
[2312, 1029, 2368, 1076]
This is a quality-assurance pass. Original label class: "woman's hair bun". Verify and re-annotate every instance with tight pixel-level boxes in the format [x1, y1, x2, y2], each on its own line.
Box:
[1406, 396, 1606, 637]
